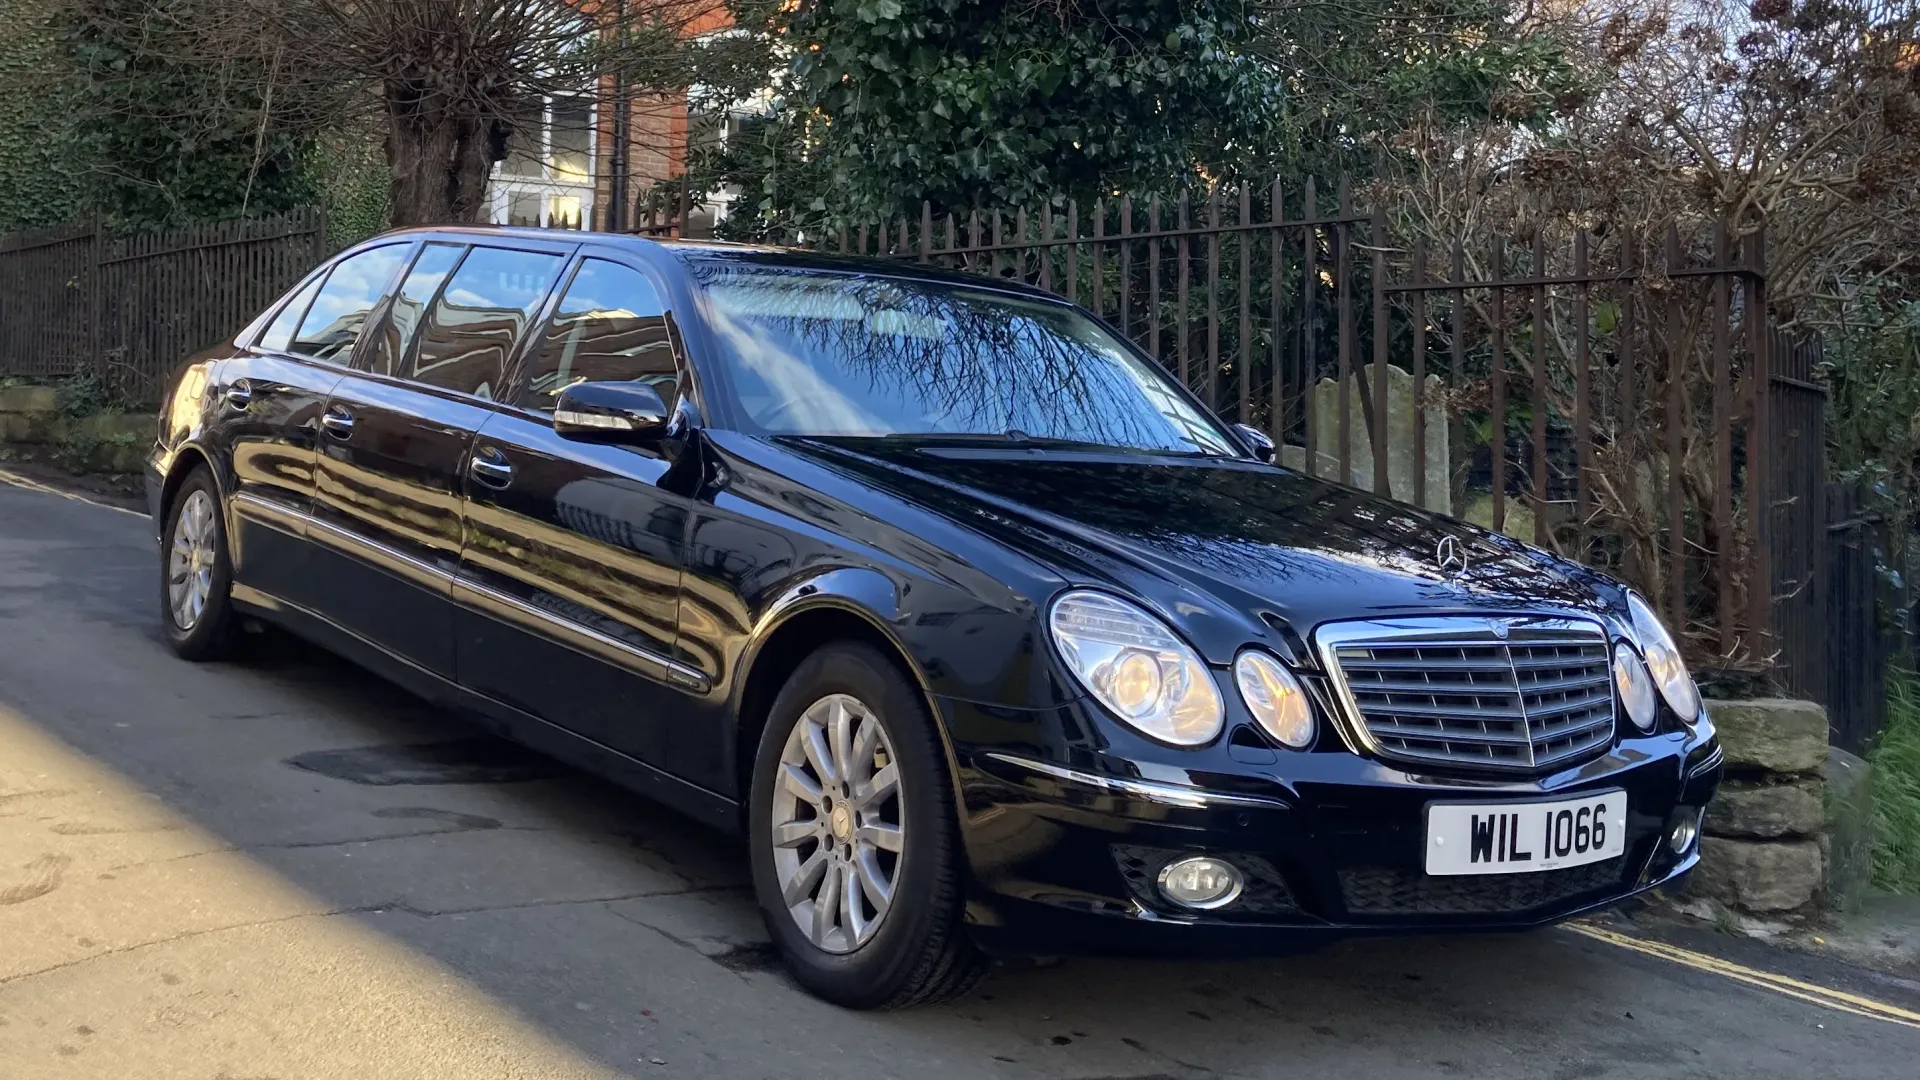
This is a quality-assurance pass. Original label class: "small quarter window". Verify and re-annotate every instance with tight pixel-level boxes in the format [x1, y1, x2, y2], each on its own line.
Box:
[525, 259, 675, 412]
[290, 245, 409, 365]
[258, 275, 324, 353]
[410, 246, 565, 400]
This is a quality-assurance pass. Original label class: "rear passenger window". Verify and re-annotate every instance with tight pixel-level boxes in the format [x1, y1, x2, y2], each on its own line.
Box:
[258, 274, 325, 353]
[526, 259, 676, 412]
[291, 245, 408, 364]
[366, 242, 466, 376]
[411, 246, 565, 400]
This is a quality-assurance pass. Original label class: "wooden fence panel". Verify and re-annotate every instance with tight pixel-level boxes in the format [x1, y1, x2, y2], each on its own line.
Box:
[0, 222, 98, 383]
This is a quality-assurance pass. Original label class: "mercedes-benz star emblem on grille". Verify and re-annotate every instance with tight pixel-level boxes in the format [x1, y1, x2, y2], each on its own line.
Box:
[1435, 536, 1468, 573]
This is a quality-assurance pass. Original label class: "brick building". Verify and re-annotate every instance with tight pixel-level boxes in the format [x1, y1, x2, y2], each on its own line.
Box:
[487, 6, 739, 233]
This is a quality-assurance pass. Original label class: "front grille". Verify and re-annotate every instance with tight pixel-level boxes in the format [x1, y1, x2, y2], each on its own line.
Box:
[1320, 616, 1617, 773]
[1339, 857, 1626, 916]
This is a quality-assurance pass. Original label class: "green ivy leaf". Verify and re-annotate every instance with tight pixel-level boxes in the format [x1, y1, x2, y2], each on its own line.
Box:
[1595, 300, 1620, 335]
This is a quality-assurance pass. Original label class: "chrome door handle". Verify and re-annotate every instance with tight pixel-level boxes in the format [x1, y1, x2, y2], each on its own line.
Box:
[320, 408, 355, 439]
[223, 379, 253, 411]
[468, 448, 514, 489]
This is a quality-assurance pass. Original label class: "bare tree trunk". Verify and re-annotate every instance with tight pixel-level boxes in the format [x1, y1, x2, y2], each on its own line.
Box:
[384, 88, 493, 227]
[448, 115, 494, 222]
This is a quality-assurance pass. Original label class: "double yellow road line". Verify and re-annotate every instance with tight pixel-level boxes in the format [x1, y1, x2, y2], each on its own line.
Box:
[0, 465, 144, 516]
[1567, 921, 1920, 1031]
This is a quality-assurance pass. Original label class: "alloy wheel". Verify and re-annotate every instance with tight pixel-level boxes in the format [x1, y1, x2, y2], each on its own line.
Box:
[167, 489, 217, 631]
[769, 693, 905, 954]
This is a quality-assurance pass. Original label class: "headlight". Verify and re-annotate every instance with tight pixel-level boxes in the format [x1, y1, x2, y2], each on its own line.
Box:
[1234, 650, 1315, 748]
[1612, 643, 1657, 731]
[1048, 591, 1224, 746]
[1627, 592, 1702, 720]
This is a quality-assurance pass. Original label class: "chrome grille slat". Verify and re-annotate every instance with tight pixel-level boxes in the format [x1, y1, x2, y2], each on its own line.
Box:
[1509, 653, 1607, 670]
[1364, 725, 1532, 747]
[1320, 617, 1618, 774]
[1350, 699, 1526, 722]
[1344, 636, 1602, 651]
[1520, 690, 1615, 716]
[1352, 672, 1603, 696]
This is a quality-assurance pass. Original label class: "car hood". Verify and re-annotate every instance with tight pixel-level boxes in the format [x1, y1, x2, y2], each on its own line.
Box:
[785, 439, 1628, 662]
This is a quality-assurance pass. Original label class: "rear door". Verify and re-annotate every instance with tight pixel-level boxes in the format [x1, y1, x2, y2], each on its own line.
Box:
[308, 239, 571, 677]
[454, 253, 703, 773]
[215, 243, 411, 611]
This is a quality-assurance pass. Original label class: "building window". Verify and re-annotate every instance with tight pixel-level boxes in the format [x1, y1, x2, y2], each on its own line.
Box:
[491, 95, 596, 230]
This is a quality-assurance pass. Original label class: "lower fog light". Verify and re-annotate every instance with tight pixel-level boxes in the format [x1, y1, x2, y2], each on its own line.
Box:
[1668, 809, 1701, 855]
[1157, 855, 1244, 910]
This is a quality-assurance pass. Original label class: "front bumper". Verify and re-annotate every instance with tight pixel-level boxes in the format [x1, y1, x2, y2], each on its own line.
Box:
[943, 698, 1723, 957]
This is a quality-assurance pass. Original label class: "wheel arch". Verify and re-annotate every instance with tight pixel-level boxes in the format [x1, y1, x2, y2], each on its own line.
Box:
[733, 573, 962, 818]
[158, 442, 218, 518]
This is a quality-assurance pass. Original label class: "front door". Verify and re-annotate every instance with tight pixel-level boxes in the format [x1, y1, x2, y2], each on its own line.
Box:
[455, 255, 700, 772]
[216, 244, 410, 612]
[308, 241, 570, 677]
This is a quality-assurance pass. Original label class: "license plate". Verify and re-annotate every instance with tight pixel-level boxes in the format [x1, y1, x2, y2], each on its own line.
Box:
[1425, 792, 1626, 876]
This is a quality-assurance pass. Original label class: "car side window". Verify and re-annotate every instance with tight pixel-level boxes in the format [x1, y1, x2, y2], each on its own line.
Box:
[365, 242, 466, 377]
[410, 246, 566, 400]
[525, 258, 676, 412]
[289, 244, 409, 365]
[258, 274, 325, 353]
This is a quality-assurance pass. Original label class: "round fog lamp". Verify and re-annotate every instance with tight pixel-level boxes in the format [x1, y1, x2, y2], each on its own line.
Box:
[1668, 810, 1700, 855]
[1157, 855, 1244, 910]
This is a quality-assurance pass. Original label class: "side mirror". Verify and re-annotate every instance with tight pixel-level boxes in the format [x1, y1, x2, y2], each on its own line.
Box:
[553, 380, 673, 445]
[1234, 423, 1276, 463]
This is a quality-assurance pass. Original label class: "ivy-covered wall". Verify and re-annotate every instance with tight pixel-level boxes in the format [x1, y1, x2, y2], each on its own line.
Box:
[312, 134, 392, 252]
[0, 0, 83, 232]
[1, 0, 378, 238]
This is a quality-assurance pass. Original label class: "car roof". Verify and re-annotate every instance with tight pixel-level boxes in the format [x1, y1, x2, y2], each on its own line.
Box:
[370, 225, 1069, 304]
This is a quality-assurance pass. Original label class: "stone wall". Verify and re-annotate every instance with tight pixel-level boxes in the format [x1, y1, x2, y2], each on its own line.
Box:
[0, 384, 152, 473]
[1690, 699, 1854, 918]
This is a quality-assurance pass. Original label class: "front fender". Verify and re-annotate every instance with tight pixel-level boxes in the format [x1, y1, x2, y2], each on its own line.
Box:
[148, 356, 232, 531]
[732, 566, 916, 718]
[734, 563, 1075, 715]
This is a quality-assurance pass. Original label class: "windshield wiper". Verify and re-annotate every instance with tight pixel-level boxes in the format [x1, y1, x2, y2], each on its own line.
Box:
[848, 431, 1226, 457]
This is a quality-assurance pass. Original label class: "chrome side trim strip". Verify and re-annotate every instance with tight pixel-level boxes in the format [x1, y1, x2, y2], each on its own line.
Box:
[303, 511, 457, 589]
[233, 493, 710, 695]
[452, 577, 712, 695]
[982, 752, 1287, 810]
[230, 491, 309, 534]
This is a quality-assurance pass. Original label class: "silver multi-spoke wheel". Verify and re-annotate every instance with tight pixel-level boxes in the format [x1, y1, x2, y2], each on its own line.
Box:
[167, 489, 218, 631]
[770, 693, 905, 954]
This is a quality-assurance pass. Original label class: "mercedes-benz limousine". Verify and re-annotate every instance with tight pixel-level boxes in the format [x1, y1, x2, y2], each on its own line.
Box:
[148, 226, 1723, 1007]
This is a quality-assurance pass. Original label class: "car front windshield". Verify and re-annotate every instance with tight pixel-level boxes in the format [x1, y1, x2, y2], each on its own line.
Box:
[692, 264, 1238, 455]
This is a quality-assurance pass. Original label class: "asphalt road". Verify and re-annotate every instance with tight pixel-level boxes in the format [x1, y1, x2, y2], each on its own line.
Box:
[2, 474, 1917, 1079]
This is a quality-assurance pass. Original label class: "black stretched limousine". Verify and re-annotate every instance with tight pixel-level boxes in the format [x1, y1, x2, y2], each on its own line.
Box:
[148, 226, 1722, 1007]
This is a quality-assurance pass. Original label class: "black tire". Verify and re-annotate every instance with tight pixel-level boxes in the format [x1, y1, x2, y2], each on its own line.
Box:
[748, 641, 986, 1008]
[159, 466, 237, 661]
